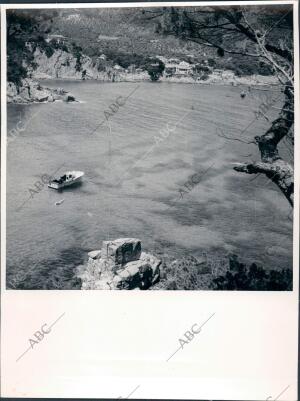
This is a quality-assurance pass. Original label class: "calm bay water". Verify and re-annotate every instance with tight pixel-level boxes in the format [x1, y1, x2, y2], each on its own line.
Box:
[6, 81, 293, 289]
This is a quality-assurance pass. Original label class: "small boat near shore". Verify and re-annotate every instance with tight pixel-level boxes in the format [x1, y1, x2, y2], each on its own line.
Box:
[55, 199, 65, 206]
[48, 171, 84, 190]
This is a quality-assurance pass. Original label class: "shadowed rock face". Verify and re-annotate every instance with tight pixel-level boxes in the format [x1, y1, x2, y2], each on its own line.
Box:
[78, 238, 160, 290]
[113, 252, 161, 289]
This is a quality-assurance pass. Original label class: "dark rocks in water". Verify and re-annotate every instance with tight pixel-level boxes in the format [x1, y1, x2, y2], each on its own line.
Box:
[64, 94, 76, 102]
[54, 87, 67, 95]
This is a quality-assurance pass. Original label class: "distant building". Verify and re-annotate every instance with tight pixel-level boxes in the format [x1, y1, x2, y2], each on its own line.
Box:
[177, 61, 193, 75]
[213, 69, 223, 76]
[164, 60, 193, 77]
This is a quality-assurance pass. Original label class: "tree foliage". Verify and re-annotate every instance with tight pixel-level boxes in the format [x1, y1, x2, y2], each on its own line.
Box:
[156, 253, 292, 290]
[7, 12, 38, 85]
[212, 255, 292, 290]
[143, 57, 165, 81]
[7, 10, 63, 85]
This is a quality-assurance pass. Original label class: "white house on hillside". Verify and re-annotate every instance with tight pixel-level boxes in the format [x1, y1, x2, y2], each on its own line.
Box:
[164, 60, 193, 77]
[177, 61, 193, 75]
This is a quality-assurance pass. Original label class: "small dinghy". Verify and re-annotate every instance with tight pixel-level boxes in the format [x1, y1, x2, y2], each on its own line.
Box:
[55, 199, 65, 206]
[48, 171, 84, 190]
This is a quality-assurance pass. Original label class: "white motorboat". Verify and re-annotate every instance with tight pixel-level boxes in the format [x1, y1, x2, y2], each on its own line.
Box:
[48, 171, 84, 190]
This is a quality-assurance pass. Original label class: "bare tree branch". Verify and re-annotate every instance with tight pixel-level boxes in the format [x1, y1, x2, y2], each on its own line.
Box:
[234, 159, 293, 206]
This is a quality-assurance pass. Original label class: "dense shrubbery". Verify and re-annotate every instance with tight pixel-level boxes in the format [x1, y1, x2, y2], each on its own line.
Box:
[258, 61, 274, 76]
[155, 253, 292, 291]
[7, 12, 40, 85]
[143, 57, 165, 81]
[7, 11, 78, 86]
[158, 254, 215, 290]
[107, 52, 146, 69]
[207, 58, 216, 67]
[7, 11, 63, 85]
[212, 255, 292, 290]
[194, 64, 210, 73]
[199, 73, 210, 81]
[71, 42, 83, 72]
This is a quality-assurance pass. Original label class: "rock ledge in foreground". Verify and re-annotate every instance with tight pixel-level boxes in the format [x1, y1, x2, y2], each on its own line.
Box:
[77, 238, 161, 290]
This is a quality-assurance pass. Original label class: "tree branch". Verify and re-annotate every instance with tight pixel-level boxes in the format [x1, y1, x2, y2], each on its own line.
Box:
[222, 9, 293, 62]
[186, 35, 259, 58]
[254, 85, 294, 162]
[233, 159, 293, 206]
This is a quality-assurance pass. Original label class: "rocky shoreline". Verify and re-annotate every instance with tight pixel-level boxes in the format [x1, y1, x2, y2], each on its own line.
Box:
[8, 73, 277, 104]
[31, 48, 278, 86]
[7, 78, 77, 104]
[7, 47, 279, 104]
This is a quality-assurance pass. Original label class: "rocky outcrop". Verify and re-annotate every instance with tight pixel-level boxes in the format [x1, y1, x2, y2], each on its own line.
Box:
[7, 78, 77, 104]
[77, 238, 161, 290]
[102, 238, 142, 266]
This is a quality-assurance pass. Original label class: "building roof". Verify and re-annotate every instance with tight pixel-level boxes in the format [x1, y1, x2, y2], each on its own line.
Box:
[179, 61, 192, 68]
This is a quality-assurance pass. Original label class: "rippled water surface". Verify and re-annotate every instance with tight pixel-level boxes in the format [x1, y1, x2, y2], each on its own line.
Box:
[6, 81, 293, 288]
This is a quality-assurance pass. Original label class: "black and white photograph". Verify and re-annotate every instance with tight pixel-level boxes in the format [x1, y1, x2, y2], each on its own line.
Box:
[4, 2, 296, 291]
[1, 2, 299, 399]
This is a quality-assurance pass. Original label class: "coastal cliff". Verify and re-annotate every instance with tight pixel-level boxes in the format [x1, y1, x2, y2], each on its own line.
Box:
[31, 48, 278, 86]
[32, 48, 149, 81]
[7, 46, 278, 104]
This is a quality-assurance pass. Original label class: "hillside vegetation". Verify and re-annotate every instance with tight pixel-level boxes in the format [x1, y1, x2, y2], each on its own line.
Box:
[7, 7, 275, 88]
